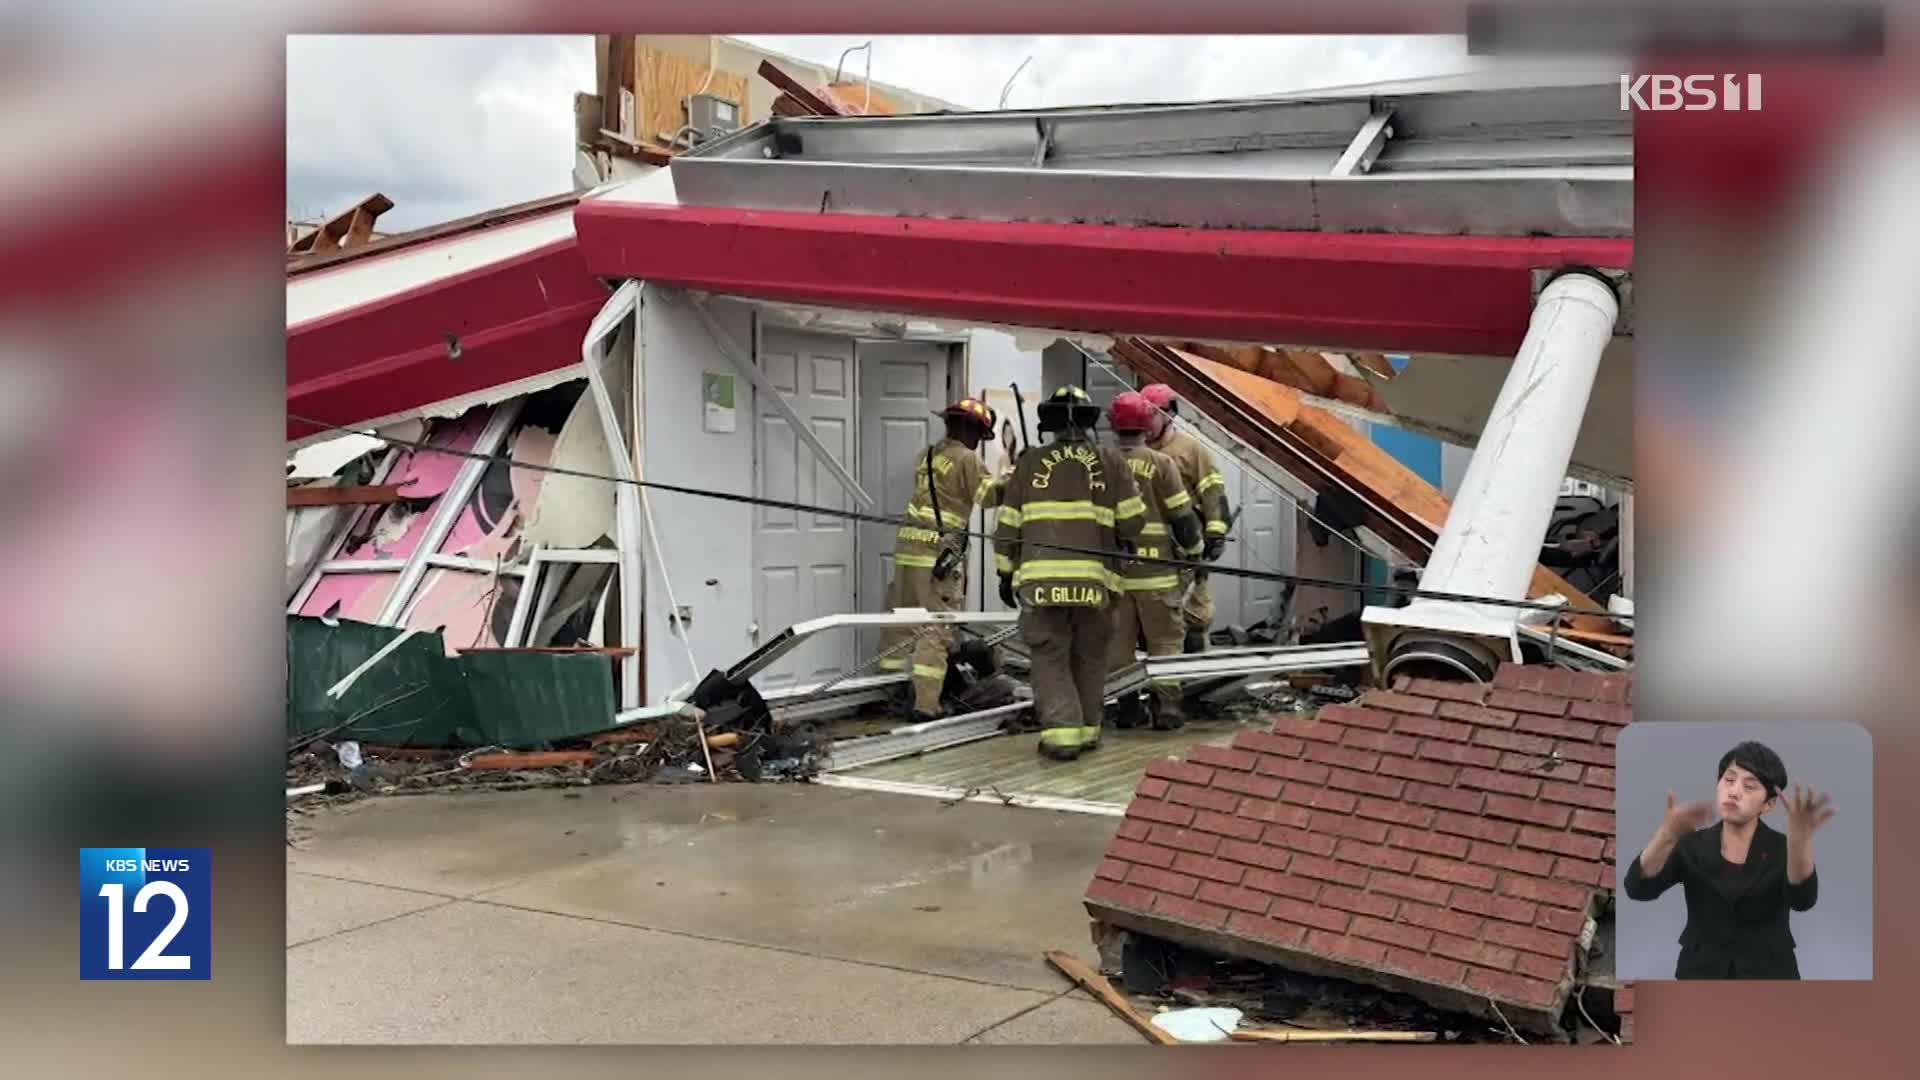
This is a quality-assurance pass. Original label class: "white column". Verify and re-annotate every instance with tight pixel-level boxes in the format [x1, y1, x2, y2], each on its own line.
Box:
[1362, 271, 1620, 681]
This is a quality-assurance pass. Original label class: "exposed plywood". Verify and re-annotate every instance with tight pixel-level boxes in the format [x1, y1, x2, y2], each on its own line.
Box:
[638, 44, 749, 144]
[819, 82, 900, 116]
[1151, 345, 1606, 624]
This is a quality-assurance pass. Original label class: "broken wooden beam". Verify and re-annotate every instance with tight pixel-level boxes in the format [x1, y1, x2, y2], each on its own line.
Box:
[286, 483, 409, 508]
[756, 60, 848, 117]
[1044, 950, 1181, 1045]
[1116, 338, 1611, 629]
[463, 751, 597, 770]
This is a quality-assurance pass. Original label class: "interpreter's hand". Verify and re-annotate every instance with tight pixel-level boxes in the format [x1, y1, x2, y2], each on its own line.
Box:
[1782, 784, 1836, 841]
[998, 576, 1018, 609]
[1203, 537, 1226, 562]
[1661, 789, 1714, 838]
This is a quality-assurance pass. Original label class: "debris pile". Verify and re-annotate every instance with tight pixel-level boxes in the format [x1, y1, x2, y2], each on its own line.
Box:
[286, 666, 830, 804]
[1102, 931, 1505, 1044]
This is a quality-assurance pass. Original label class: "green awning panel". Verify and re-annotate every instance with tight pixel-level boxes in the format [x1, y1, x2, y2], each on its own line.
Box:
[286, 616, 618, 749]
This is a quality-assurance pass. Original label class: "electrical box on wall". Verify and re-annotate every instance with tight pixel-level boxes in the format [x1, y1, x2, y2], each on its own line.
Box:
[688, 94, 740, 137]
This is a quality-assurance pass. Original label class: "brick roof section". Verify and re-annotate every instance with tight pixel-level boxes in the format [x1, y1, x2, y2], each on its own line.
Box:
[1086, 663, 1632, 1034]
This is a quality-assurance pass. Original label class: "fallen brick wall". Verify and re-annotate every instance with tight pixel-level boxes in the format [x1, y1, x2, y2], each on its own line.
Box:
[1086, 663, 1632, 1036]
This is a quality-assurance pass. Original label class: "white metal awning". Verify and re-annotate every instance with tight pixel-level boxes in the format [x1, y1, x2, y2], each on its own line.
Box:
[670, 79, 1631, 238]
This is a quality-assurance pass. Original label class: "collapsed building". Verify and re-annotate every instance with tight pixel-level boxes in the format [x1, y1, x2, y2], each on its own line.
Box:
[286, 67, 1635, 1041]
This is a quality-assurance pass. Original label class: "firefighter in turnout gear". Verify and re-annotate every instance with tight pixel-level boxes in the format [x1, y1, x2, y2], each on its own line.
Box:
[878, 397, 1001, 722]
[1104, 392, 1205, 730]
[1139, 383, 1232, 653]
[995, 386, 1145, 761]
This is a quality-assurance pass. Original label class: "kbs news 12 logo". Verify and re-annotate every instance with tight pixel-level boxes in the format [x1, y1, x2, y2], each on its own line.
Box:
[1620, 73, 1763, 112]
[80, 848, 211, 980]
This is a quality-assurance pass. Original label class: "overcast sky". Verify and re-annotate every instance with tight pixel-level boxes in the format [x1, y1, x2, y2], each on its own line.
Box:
[287, 34, 1484, 233]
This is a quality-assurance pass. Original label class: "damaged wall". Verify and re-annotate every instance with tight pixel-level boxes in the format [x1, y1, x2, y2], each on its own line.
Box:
[638, 287, 758, 697]
[290, 384, 624, 656]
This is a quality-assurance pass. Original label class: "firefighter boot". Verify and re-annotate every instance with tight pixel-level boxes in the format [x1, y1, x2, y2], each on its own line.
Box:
[1149, 694, 1187, 732]
[1182, 629, 1208, 655]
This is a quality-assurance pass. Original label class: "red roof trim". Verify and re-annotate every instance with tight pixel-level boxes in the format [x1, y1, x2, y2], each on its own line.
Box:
[574, 200, 1631, 356]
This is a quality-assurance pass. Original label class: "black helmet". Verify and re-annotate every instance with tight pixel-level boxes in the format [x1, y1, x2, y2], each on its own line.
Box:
[1036, 385, 1100, 433]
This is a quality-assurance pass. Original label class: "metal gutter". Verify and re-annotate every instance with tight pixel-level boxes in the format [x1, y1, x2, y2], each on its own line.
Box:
[727, 610, 1019, 684]
[824, 702, 1031, 771]
[666, 158, 1629, 238]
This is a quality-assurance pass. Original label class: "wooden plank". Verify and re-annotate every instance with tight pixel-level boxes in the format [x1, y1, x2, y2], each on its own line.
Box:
[286, 483, 408, 508]
[640, 44, 751, 143]
[1551, 626, 1634, 649]
[1350, 352, 1398, 381]
[1280, 349, 1339, 397]
[1122, 339, 1609, 628]
[757, 60, 847, 116]
[1044, 950, 1182, 1045]
[464, 750, 597, 770]
[603, 34, 633, 133]
[1230, 1029, 1436, 1043]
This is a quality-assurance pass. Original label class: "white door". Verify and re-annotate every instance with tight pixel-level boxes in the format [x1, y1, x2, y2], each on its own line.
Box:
[1235, 470, 1288, 629]
[857, 341, 951, 660]
[754, 328, 859, 690]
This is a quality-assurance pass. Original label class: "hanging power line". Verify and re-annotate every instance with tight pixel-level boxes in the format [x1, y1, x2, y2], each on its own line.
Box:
[289, 410, 1629, 622]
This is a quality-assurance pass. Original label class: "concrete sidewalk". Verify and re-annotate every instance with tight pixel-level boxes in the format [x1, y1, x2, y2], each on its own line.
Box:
[287, 782, 1141, 1044]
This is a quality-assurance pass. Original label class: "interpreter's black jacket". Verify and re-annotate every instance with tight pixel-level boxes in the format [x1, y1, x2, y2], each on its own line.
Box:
[1623, 820, 1817, 980]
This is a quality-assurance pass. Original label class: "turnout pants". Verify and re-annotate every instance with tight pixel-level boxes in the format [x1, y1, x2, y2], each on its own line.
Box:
[878, 565, 965, 715]
[1021, 604, 1112, 754]
[1108, 587, 1187, 714]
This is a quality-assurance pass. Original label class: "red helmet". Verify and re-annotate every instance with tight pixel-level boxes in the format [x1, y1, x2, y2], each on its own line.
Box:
[1139, 384, 1177, 411]
[940, 397, 996, 431]
[1107, 391, 1156, 433]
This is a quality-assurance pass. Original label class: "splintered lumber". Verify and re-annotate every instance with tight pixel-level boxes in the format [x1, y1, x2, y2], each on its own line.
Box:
[464, 751, 596, 770]
[1117, 339, 1610, 631]
[757, 60, 846, 117]
[286, 483, 408, 508]
[1230, 1029, 1437, 1044]
[1045, 950, 1181, 1045]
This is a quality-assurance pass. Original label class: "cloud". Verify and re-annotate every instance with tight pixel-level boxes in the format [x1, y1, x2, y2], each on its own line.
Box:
[287, 34, 1483, 233]
[738, 35, 1485, 110]
[286, 35, 591, 231]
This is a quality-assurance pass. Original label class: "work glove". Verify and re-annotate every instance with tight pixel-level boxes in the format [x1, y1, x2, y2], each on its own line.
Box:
[998, 576, 1018, 609]
[1203, 536, 1227, 562]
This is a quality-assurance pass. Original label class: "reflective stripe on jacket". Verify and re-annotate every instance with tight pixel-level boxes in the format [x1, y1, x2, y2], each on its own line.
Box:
[1151, 427, 1231, 537]
[1114, 442, 1204, 591]
[893, 439, 988, 572]
[994, 435, 1144, 607]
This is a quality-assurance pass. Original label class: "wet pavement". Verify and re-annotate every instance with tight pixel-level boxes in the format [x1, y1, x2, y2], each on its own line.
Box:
[287, 783, 1142, 1044]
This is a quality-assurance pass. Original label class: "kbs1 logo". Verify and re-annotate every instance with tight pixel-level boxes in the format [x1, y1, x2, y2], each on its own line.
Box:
[80, 848, 211, 980]
[1620, 74, 1763, 112]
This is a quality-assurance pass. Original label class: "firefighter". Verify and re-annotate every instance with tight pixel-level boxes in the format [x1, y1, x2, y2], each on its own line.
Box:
[1139, 383, 1232, 653]
[995, 386, 1145, 761]
[1104, 391, 1205, 731]
[878, 397, 1001, 722]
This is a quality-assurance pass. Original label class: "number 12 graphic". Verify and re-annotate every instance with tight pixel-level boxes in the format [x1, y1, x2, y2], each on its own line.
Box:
[80, 848, 211, 980]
